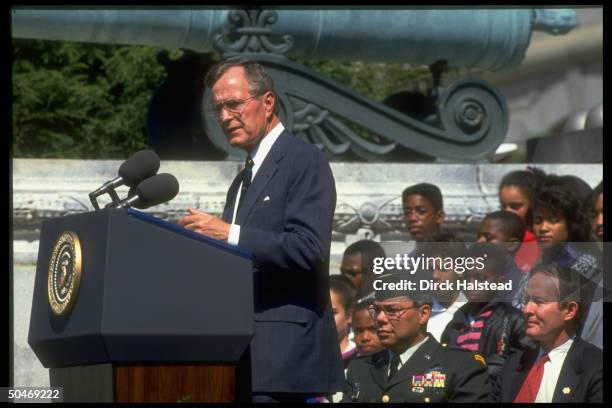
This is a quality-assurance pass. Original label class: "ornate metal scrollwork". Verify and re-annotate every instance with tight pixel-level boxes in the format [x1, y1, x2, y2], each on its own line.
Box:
[213, 8, 294, 57]
[437, 78, 509, 145]
[203, 53, 509, 162]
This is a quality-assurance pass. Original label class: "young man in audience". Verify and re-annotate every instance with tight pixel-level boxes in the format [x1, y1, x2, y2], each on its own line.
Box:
[340, 240, 386, 299]
[492, 264, 602, 402]
[441, 242, 530, 384]
[476, 211, 527, 309]
[402, 183, 445, 242]
[477, 211, 524, 258]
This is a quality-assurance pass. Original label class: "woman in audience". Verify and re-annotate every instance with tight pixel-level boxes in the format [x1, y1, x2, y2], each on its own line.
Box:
[498, 167, 546, 272]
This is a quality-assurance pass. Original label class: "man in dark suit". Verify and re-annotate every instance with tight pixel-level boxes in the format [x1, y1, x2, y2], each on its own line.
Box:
[492, 264, 602, 402]
[178, 59, 344, 402]
[341, 272, 489, 403]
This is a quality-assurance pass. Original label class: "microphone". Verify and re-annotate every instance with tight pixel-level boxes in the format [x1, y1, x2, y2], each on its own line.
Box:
[89, 150, 160, 209]
[107, 173, 180, 209]
[91, 150, 160, 194]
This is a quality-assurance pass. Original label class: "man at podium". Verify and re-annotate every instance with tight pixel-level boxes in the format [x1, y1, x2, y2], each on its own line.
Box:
[178, 59, 345, 402]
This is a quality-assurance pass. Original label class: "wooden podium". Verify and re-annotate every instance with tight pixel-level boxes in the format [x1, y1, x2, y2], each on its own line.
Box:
[28, 209, 253, 402]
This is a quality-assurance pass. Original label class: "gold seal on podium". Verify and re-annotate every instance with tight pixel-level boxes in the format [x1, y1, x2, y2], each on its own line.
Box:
[47, 231, 82, 316]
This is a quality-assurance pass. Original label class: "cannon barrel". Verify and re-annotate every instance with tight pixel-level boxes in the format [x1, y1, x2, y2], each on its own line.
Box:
[11, 8, 575, 71]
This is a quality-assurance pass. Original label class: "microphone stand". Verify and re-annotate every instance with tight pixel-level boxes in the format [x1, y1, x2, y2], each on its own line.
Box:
[89, 184, 121, 210]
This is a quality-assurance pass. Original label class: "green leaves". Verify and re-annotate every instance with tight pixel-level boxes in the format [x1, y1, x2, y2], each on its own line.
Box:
[12, 39, 165, 159]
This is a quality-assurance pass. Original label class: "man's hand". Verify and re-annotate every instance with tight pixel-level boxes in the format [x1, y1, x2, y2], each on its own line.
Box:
[178, 208, 230, 241]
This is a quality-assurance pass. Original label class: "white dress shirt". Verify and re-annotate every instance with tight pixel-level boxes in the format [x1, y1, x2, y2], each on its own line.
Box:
[387, 335, 430, 376]
[534, 337, 574, 403]
[227, 122, 285, 245]
[427, 292, 467, 342]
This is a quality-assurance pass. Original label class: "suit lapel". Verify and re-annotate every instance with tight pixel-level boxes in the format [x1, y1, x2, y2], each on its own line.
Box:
[367, 351, 389, 391]
[552, 339, 583, 403]
[509, 347, 539, 401]
[236, 130, 292, 225]
[387, 336, 438, 389]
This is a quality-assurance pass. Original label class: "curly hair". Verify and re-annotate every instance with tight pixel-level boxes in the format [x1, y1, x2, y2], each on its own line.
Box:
[498, 166, 547, 227]
[532, 175, 592, 242]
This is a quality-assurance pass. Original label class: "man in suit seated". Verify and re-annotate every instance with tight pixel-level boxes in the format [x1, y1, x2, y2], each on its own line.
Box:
[342, 272, 489, 403]
[492, 264, 602, 402]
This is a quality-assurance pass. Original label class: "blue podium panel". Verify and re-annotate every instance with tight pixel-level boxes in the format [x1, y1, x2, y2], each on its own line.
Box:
[29, 208, 253, 368]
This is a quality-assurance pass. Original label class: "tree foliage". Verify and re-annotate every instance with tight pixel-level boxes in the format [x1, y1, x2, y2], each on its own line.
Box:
[12, 39, 165, 158]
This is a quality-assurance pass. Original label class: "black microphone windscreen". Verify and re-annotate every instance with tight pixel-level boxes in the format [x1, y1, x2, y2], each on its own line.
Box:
[133, 173, 180, 209]
[118, 150, 160, 187]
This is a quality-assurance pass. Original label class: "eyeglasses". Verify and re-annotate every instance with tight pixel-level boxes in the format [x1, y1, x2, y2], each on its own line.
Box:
[207, 94, 261, 118]
[368, 303, 419, 320]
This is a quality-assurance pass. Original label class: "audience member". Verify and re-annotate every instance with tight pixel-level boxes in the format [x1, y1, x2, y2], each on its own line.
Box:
[340, 240, 386, 299]
[476, 211, 527, 309]
[342, 272, 489, 402]
[492, 264, 602, 402]
[441, 243, 531, 384]
[498, 167, 546, 272]
[351, 299, 384, 356]
[402, 183, 445, 242]
[330, 275, 359, 366]
[416, 232, 468, 341]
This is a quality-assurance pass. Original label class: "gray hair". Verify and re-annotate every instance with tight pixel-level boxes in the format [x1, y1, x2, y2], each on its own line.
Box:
[204, 59, 279, 115]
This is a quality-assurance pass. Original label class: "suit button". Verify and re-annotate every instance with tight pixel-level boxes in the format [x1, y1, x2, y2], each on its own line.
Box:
[424, 397, 431, 403]
[381, 395, 390, 403]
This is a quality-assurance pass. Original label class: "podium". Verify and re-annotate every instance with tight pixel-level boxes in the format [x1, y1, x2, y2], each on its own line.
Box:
[28, 208, 253, 402]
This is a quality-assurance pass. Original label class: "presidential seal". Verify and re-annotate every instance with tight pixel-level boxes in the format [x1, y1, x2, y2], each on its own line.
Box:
[47, 231, 82, 316]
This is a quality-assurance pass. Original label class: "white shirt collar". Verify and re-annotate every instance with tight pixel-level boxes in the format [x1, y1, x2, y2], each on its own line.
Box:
[539, 336, 574, 362]
[249, 122, 284, 177]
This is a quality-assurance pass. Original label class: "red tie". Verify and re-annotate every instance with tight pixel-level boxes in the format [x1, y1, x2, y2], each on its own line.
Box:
[514, 354, 550, 403]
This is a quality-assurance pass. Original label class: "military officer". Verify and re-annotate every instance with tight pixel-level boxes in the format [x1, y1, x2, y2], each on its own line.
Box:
[341, 272, 489, 403]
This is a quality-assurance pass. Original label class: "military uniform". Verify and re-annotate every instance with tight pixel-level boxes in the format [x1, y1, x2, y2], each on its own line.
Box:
[341, 335, 489, 403]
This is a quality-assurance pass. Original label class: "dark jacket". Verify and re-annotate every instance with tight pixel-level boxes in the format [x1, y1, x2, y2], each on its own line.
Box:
[500, 254, 528, 310]
[341, 335, 489, 403]
[535, 243, 601, 282]
[492, 337, 602, 402]
[222, 130, 344, 393]
[441, 299, 533, 383]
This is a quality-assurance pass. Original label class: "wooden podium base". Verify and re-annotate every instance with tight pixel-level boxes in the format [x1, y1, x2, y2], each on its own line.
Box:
[50, 363, 235, 402]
